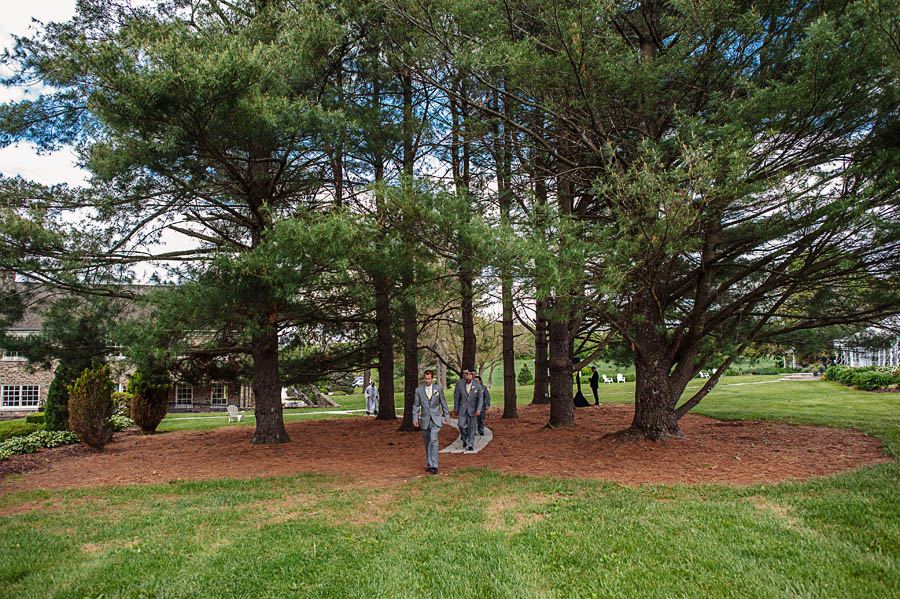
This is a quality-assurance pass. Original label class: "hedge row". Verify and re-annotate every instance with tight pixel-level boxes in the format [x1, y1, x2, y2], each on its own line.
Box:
[0, 421, 43, 443]
[824, 365, 900, 390]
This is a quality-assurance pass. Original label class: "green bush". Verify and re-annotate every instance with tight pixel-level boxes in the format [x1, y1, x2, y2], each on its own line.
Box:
[25, 412, 45, 425]
[825, 365, 898, 390]
[0, 421, 43, 442]
[109, 414, 134, 432]
[0, 430, 80, 461]
[128, 369, 172, 434]
[517, 364, 534, 386]
[750, 367, 782, 375]
[45, 358, 99, 431]
[68, 366, 115, 449]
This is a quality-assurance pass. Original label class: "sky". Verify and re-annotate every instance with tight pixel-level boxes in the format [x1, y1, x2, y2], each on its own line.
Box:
[1, 2, 198, 281]
[0, 1, 87, 187]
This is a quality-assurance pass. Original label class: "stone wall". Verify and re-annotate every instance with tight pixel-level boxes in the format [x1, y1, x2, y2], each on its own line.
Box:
[165, 382, 252, 413]
[0, 358, 53, 417]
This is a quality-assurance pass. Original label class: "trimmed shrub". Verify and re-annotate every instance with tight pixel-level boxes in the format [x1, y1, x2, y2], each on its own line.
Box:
[25, 412, 45, 425]
[68, 366, 115, 449]
[825, 365, 899, 390]
[517, 364, 534, 386]
[128, 369, 172, 434]
[45, 358, 99, 431]
[0, 421, 43, 442]
[0, 430, 80, 461]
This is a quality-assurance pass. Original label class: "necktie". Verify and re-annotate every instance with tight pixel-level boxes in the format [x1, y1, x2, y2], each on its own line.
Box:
[426, 387, 432, 399]
[466, 383, 471, 394]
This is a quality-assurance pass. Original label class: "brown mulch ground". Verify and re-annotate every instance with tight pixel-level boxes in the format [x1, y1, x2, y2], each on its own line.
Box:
[0, 404, 890, 493]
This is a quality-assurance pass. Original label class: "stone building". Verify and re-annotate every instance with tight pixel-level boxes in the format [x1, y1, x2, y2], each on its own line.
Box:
[1, 282, 254, 417]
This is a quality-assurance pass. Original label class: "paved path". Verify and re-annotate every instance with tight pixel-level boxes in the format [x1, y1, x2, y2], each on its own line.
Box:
[439, 418, 493, 454]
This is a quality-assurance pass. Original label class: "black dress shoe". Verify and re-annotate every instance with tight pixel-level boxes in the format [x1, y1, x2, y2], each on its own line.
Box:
[430, 468, 438, 474]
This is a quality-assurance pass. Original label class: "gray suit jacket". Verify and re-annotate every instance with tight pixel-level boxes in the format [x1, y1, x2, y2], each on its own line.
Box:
[413, 384, 450, 429]
[453, 379, 483, 417]
[481, 387, 491, 409]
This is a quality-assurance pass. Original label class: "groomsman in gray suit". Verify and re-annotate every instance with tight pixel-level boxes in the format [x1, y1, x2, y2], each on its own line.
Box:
[413, 369, 450, 474]
[453, 369, 483, 453]
[475, 375, 490, 435]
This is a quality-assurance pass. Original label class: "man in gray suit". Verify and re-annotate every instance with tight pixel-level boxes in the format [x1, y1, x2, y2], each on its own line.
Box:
[413, 369, 450, 474]
[475, 375, 490, 435]
[453, 369, 483, 452]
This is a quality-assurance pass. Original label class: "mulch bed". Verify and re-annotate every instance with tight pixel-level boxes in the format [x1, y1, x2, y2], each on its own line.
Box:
[0, 404, 890, 493]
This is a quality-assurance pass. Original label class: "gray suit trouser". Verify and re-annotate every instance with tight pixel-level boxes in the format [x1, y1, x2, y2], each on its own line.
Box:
[476, 412, 486, 435]
[460, 412, 477, 448]
[422, 425, 440, 469]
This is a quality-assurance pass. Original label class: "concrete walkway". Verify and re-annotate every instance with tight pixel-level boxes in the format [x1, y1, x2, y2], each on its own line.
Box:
[439, 418, 493, 454]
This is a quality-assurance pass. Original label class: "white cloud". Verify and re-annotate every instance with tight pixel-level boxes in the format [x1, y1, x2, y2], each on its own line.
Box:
[0, 142, 88, 186]
[1, 2, 86, 185]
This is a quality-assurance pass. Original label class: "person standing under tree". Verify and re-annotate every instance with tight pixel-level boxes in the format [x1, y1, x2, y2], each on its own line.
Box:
[364, 381, 379, 416]
[412, 370, 450, 474]
[589, 366, 600, 405]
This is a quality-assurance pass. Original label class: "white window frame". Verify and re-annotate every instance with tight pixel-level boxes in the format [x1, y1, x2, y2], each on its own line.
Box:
[1, 348, 25, 362]
[2, 331, 36, 361]
[175, 384, 193, 407]
[210, 383, 227, 407]
[1, 385, 40, 409]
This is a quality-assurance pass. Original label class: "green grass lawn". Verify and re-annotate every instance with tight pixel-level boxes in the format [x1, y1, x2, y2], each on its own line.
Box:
[2, 378, 899, 598]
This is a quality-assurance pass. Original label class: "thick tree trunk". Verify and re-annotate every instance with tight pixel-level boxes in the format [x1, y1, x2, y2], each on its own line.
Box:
[627, 291, 683, 440]
[547, 315, 575, 428]
[398, 298, 417, 431]
[532, 298, 550, 404]
[501, 271, 517, 418]
[363, 368, 371, 390]
[251, 327, 290, 444]
[630, 349, 680, 440]
[374, 276, 396, 419]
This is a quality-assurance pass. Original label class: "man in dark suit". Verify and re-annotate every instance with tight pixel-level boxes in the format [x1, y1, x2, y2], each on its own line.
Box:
[589, 366, 600, 405]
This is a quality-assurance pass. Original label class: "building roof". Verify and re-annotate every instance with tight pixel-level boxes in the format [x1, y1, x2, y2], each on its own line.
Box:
[2, 280, 159, 332]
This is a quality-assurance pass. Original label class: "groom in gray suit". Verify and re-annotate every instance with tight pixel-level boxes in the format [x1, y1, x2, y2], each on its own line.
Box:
[453, 369, 483, 453]
[413, 369, 450, 474]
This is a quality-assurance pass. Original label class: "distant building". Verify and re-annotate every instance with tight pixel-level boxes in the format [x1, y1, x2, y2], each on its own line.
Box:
[1, 282, 254, 417]
[834, 321, 900, 368]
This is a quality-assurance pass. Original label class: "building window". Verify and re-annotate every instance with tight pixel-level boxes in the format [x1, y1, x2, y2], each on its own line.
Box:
[1, 349, 25, 361]
[176, 384, 193, 407]
[1, 385, 40, 408]
[210, 383, 227, 407]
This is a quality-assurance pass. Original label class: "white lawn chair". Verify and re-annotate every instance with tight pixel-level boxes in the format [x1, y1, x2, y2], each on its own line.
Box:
[616, 373, 626, 383]
[602, 374, 614, 384]
[227, 405, 244, 423]
[699, 371, 710, 379]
